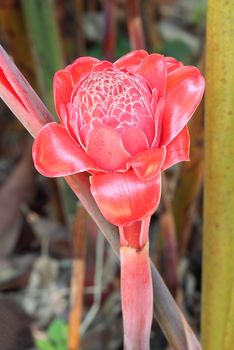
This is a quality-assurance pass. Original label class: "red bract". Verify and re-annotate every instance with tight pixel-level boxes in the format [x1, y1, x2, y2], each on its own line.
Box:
[32, 50, 204, 349]
[33, 50, 205, 232]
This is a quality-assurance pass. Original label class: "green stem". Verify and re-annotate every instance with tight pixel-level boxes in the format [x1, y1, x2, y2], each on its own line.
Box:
[202, 0, 234, 349]
[22, 0, 64, 112]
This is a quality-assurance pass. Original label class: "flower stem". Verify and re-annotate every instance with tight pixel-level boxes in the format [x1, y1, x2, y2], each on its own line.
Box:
[120, 243, 153, 350]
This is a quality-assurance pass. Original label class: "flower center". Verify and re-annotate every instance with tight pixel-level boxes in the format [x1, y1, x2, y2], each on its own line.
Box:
[72, 69, 152, 131]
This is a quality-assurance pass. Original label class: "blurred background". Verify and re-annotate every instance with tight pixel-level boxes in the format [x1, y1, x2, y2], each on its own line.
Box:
[0, 0, 206, 349]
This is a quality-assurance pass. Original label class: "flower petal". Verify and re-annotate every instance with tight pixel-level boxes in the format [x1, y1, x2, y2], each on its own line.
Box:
[137, 116, 155, 146]
[90, 170, 161, 225]
[160, 66, 205, 146]
[136, 54, 167, 97]
[151, 98, 165, 148]
[130, 147, 166, 180]
[165, 56, 183, 73]
[162, 126, 190, 171]
[91, 60, 114, 73]
[53, 70, 73, 118]
[33, 122, 101, 177]
[65, 57, 100, 85]
[121, 127, 149, 155]
[114, 50, 148, 70]
[86, 126, 130, 171]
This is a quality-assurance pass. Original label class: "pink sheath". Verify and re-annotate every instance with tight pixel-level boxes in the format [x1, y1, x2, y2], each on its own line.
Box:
[120, 243, 153, 350]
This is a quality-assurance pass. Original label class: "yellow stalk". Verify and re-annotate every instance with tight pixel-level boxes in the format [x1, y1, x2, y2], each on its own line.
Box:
[202, 0, 234, 349]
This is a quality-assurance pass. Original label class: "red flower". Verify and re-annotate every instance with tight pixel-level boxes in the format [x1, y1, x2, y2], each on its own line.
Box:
[0, 46, 204, 350]
[33, 50, 205, 232]
[32, 51, 204, 350]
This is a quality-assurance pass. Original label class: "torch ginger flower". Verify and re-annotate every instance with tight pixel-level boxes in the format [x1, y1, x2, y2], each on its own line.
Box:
[32, 50, 203, 349]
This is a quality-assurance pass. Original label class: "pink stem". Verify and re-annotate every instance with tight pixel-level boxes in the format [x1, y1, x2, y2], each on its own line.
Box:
[120, 243, 153, 350]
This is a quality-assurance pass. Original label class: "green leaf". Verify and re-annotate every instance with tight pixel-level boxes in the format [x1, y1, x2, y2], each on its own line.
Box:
[36, 339, 54, 350]
[48, 319, 68, 345]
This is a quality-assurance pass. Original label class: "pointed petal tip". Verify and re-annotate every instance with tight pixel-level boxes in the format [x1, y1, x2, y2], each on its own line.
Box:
[130, 147, 166, 181]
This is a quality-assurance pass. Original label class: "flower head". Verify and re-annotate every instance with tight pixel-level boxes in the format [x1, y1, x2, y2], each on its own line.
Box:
[33, 50, 205, 228]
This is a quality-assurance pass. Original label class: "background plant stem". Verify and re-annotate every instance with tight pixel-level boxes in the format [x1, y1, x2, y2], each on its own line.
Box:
[202, 0, 234, 348]
[22, 0, 64, 112]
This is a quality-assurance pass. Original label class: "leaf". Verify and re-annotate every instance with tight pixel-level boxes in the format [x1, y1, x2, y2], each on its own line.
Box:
[36, 339, 54, 350]
[22, 0, 64, 112]
[48, 319, 68, 346]
[0, 142, 34, 255]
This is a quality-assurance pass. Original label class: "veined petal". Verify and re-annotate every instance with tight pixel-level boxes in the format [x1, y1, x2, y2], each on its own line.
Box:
[121, 127, 149, 155]
[136, 54, 167, 97]
[90, 170, 161, 225]
[33, 122, 102, 177]
[86, 126, 130, 171]
[162, 126, 190, 171]
[165, 57, 183, 73]
[53, 70, 73, 118]
[130, 147, 166, 181]
[66, 57, 100, 85]
[160, 66, 205, 146]
[114, 50, 148, 70]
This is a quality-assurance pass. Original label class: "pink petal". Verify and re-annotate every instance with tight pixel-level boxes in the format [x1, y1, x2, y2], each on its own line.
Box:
[151, 98, 165, 148]
[165, 57, 183, 73]
[53, 70, 73, 118]
[114, 50, 148, 70]
[86, 126, 130, 171]
[130, 147, 166, 180]
[162, 126, 190, 171]
[121, 127, 149, 155]
[150, 88, 158, 114]
[90, 170, 161, 225]
[78, 124, 92, 148]
[33, 122, 102, 177]
[60, 104, 79, 143]
[0, 45, 52, 137]
[65, 57, 100, 85]
[136, 54, 167, 97]
[160, 66, 205, 146]
[137, 116, 155, 146]
[91, 60, 114, 73]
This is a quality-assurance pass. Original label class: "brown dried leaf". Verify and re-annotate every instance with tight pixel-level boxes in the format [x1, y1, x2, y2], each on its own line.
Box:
[0, 142, 34, 255]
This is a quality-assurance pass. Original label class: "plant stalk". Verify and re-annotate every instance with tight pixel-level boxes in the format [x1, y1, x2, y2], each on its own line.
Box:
[121, 244, 153, 350]
[202, 0, 234, 349]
